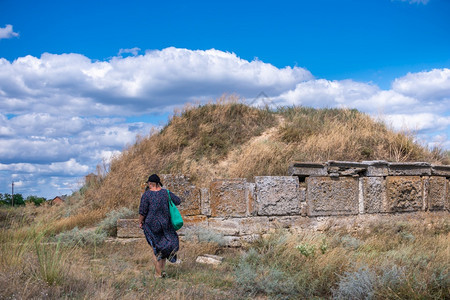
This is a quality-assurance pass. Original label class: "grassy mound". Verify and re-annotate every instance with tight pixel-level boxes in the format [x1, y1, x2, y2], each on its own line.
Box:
[78, 96, 444, 215]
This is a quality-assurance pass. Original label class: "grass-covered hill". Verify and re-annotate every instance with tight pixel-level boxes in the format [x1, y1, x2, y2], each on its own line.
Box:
[79, 96, 445, 217]
[1, 97, 448, 299]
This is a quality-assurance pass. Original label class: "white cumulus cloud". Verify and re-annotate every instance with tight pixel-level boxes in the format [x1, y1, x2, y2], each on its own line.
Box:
[0, 48, 449, 198]
[0, 24, 19, 39]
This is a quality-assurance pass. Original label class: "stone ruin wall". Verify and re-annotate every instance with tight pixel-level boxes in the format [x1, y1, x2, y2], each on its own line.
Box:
[117, 161, 450, 246]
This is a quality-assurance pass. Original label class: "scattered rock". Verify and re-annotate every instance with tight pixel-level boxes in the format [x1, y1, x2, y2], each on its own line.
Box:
[196, 254, 223, 265]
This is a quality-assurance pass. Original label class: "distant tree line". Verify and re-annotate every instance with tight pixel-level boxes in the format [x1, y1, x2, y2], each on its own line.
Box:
[0, 193, 47, 206]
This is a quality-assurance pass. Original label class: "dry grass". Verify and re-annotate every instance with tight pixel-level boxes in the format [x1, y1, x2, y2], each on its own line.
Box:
[72, 96, 446, 215]
[1, 206, 448, 299]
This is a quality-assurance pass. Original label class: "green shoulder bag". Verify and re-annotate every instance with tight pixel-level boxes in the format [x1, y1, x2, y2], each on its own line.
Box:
[167, 190, 183, 231]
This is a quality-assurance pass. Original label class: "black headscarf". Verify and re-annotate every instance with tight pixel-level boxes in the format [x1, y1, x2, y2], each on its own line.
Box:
[147, 174, 163, 186]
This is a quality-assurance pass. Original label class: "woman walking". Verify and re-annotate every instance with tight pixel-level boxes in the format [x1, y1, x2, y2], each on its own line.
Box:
[139, 174, 182, 278]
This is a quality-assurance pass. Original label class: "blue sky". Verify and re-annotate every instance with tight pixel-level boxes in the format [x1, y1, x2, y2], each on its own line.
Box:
[0, 0, 449, 198]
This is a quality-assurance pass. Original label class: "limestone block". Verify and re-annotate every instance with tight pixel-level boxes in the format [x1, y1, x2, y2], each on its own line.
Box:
[210, 179, 250, 217]
[431, 165, 450, 177]
[306, 177, 359, 216]
[117, 219, 143, 238]
[196, 254, 223, 265]
[388, 162, 431, 176]
[299, 187, 307, 216]
[255, 176, 301, 216]
[288, 162, 327, 177]
[386, 176, 423, 212]
[447, 179, 450, 211]
[207, 218, 240, 235]
[223, 236, 243, 247]
[363, 177, 387, 213]
[327, 161, 368, 177]
[247, 183, 257, 216]
[200, 188, 211, 216]
[427, 177, 447, 211]
[176, 215, 208, 236]
[161, 174, 201, 216]
[268, 216, 307, 229]
[362, 160, 389, 177]
[231, 217, 270, 235]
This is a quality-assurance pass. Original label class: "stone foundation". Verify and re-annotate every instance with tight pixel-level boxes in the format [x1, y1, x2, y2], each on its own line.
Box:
[118, 161, 450, 246]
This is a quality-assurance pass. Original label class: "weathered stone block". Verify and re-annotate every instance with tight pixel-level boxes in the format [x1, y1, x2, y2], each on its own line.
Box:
[427, 177, 447, 211]
[200, 188, 211, 216]
[233, 217, 270, 235]
[306, 177, 359, 216]
[176, 215, 208, 236]
[288, 162, 327, 176]
[210, 179, 251, 217]
[161, 174, 201, 216]
[327, 161, 368, 177]
[207, 218, 240, 235]
[388, 163, 431, 176]
[362, 160, 389, 177]
[431, 165, 450, 177]
[268, 215, 307, 229]
[247, 183, 257, 216]
[255, 176, 301, 216]
[447, 179, 450, 211]
[386, 176, 423, 212]
[363, 177, 387, 213]
[117, 219, 143, 238]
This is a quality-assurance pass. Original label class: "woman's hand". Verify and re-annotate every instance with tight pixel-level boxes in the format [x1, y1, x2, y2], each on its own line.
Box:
[139, 222, 143, 229]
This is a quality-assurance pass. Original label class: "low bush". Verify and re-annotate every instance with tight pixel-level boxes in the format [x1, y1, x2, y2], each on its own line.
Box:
[55, 227, 106, 246]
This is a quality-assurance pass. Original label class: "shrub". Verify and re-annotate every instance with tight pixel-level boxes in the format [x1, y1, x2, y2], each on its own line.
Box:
[296, 243, 316, 257]
[235, 248, 298, 298]
[97, 207, 135, 236]
[340, 235, 362, 250]
[183, 226, 226, 246]
[332, 267, 377, 300]
[55, 227, 106, 246]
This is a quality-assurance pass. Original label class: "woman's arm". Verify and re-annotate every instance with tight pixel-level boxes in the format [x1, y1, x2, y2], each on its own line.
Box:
[138, 193, 149, 228]
[169, 191, 182, 205]
[139, 214, 145, 229]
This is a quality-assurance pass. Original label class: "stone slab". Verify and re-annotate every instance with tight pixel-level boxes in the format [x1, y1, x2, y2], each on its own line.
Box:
[426, 177, 447, 211]
[288, 162, 327, 177]
[268, 215, 309, 229]
[388, 162, 431, 176]
[207, 218, 241, 235]
[326, 161, 368, 177]
[210, 179, 250, 217]
[447, 179, 450, 211]
[255, 176, 301, 216]
[228, 217, 270, 235]
[306, 177, 359, 216]
[362, 177, 387, 213]
[386, 176, 424, 212]
[196, 255, 223, 265]
[431, 165, 450, 177]
[362, 160, 389, 177]
[117, 219, 143, 238]
[200, 188, 211, 216]
[161, 174, 201, 216]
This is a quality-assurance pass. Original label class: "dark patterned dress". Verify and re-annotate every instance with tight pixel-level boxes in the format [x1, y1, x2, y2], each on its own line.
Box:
[139, 189, 181, 263]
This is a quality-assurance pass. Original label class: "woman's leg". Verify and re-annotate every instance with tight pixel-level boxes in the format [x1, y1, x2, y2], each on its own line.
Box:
[150, 251, 163, 277]
[158, 258, 166, 276]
